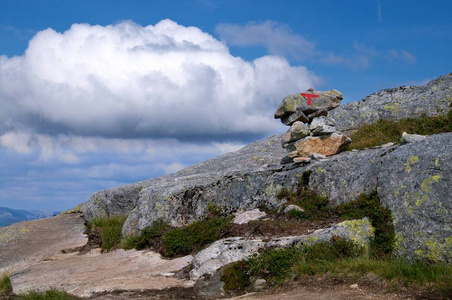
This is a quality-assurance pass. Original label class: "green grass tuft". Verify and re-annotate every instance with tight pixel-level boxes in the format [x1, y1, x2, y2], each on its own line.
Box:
[222, 238, 363, 290]
[123, 216, 232, 258]
[162, 217, 231, 257]
[0, 273, 12, 296]
[349, 111, 452, 150]
[16, 288, 79, 300]
[88, 215, 127, 252]
[277, 180, 333, 221]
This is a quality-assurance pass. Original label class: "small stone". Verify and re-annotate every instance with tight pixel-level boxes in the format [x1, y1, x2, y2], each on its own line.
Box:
[349, 284, 359, 289]
[311, 153, 327, 159]
[282, 121, 310, 145]
[283, 204, 304, 214]
[281, 108, 309, 125]
[232, 209, 267, 225]
[401, 132, 427, 143]
[380, 142, 395, 148]
[310, 116, 337, 135]
[280, 156, 294, 164]
[253, 279, 267, 291]
[293, 157, 311, 163]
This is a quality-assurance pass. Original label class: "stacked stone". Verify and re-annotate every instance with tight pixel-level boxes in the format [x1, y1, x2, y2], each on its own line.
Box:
[274, 89, 351, 163]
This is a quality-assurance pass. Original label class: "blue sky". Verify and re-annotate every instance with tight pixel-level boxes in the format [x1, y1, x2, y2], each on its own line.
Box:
[1, 0, 451, 211]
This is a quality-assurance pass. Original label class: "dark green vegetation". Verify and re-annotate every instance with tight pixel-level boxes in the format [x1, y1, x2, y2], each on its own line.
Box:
[349, 111, 452, 150]
[337, 192, 395, 258]
[86, 215, 127, 252]
[222, 238, 363, 289]
[278, 175, 395, 258]
[223, 177, 451, 297]
[123, 216, 232, 257]
[222, 239, 452, 296]
[0, 273, 12, 297]
[15, 289, 79, 300]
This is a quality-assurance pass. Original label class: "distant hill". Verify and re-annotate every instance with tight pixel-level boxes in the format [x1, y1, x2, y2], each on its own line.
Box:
[0, 207, 59, 227]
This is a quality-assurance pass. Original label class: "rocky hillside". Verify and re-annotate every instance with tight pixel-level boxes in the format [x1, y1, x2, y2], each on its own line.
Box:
[81, 73, 452, 264]
[330, 73, 452, 131]
[2, 74, 451, 299]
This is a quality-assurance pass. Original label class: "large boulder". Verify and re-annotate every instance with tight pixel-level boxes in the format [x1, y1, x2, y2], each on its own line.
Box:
[190, 218, 373, 281]
[330, 73, 452, 132]
[81, 134, 287, 222]
[378, 133, 452, 262]
[289, 133, 351, 158]
[274, 89, 343, 124]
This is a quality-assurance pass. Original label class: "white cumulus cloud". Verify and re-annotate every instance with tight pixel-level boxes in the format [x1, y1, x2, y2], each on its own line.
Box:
[0, 19, 320, 143]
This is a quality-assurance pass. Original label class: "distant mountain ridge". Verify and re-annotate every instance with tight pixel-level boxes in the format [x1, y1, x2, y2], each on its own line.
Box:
[0, 207, 59, 227]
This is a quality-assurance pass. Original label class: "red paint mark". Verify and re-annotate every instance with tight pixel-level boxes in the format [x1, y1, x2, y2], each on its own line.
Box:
[300, 93, 319, 106]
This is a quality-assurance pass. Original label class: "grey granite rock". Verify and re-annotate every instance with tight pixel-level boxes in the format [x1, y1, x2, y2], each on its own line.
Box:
[304, 146, 396, 205]
[275, 89, 343, 121]
[282, 121, 310, 145]
[189, 218, 373, 281]
[81, 134, 287, 222]
[401, 132, 427, 143]
[330, 73, 452, 132]
[310, 116, 337, 136]
[232, 209, 267, 225]
[378, 133, 452, 262]
[281, 108, 309, 125]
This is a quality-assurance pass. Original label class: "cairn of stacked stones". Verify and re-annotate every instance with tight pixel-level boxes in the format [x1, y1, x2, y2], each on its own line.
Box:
[274, 88, 351, 163]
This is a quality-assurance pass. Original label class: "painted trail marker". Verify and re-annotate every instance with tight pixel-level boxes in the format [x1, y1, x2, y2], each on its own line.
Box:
[300, 93, 319, 106]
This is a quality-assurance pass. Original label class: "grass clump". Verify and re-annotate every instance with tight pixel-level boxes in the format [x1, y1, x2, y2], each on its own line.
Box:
[336, 192, 395, 258]
[87, 215, 127, 252]
[123, 216, 232, 258]
[222, 238, 362, 290]
[277, 185, 332, 221]
[349, 111, 452, 150]
[16, 289, 79, 299]
[163, 216, 231, 257]
[0, 273, 12, 297]
[222, 239, 452, 296]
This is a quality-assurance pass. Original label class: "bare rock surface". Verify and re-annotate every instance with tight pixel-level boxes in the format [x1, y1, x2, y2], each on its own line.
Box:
[1, 214, 193, 298]
[330, 73, 452, 132]
[11, 249, 193, 297]
[0, 213, 86, 273]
